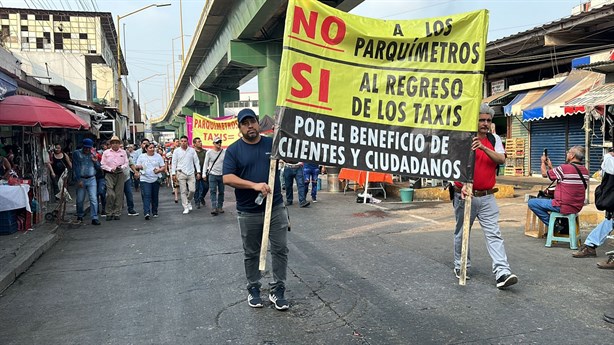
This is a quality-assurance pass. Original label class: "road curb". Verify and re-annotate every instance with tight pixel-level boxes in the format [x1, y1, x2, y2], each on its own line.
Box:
[0, 224, 60, 293]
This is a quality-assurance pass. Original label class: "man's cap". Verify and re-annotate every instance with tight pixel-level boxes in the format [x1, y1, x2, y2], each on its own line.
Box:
[237, 108, 257, 123]
[82, 138, 94, 148]
[213, 136, 222, 143]
[109, 135, 121, 144]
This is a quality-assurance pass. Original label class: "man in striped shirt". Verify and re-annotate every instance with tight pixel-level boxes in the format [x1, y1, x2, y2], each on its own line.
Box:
[528, 146, 589, 225]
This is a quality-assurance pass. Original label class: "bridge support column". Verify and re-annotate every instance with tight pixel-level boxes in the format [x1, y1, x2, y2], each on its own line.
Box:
[257, 42, 282, 119]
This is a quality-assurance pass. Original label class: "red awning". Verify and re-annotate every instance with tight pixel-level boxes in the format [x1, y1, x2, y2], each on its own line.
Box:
[0, 95, 90, 129]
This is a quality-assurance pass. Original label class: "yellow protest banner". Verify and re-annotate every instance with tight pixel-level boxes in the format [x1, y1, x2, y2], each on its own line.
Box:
[272, 0, 489, 182]
[192, 113, 241, 149]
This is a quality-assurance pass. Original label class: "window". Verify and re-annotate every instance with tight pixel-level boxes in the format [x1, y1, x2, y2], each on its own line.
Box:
[89, 79, 97, 99]
[21, 25, 28, 32]
[99, 120, 115, 134]
[79, 33, 87, 39]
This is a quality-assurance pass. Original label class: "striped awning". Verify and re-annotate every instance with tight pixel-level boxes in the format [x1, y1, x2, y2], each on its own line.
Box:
[523, 70, 604, 121]
[566, 83, 614, 106]
[483, 90, 515, 106]
[503, 89, 548, 117]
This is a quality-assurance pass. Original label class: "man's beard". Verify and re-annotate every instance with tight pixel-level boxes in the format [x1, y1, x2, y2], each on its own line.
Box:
[243, 131, 259, 142]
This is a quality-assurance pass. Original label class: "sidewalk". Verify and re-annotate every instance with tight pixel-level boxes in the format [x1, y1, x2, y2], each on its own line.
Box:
[0, 182, 84, 293]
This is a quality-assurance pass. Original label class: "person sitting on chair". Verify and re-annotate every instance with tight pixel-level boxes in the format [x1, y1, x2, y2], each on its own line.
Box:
[528, 146, 589, 226]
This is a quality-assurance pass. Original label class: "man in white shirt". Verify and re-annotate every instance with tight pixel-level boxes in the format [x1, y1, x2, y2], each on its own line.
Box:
[171, 135, 201, 214]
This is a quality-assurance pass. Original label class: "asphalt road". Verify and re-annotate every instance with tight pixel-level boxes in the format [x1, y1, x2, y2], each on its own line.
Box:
[0, 185, 613, 344]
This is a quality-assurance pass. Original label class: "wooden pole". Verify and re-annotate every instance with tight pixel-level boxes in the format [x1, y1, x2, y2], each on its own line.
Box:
[459, 183, 473, 286]
[259, 159, 279, 271]
[363, 171, 370, 204]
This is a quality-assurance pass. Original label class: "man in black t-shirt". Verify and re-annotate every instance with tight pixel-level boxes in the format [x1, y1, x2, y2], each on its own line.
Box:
[223, 108, 289, 311]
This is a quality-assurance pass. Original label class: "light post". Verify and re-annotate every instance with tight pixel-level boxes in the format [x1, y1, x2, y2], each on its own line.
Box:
[171, 34, 191, 87]
[116, 3, 171, 116]
[135, 73, 164, 140]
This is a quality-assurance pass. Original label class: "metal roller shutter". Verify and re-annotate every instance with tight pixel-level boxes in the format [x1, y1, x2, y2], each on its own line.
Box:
[530, 118, 567, 174]
[530, 115, 604, 174]
[568, 115, 604, 174]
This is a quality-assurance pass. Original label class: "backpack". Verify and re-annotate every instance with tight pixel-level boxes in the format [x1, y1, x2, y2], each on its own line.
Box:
[595, 171, 614, 212]
[486, 133, 500, 176]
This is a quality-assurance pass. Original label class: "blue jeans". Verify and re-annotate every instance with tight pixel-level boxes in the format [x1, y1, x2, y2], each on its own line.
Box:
[124, 178, 135, 213]
[585, 218, 613, 247]
[76, 176, 98, 220]
[195, 177, 209, 204]
[140, 181, 160, 216]
[453, 193, 511, 279]
[303, 166, 319, 200]
[284, 166, 306, 204]
[237, 204, 289, 289]
[209, 174, 225, 208]
[528, 198, 561, 225]
[96, 177, 106, 214]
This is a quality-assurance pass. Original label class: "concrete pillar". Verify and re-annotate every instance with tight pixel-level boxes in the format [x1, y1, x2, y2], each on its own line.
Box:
[257, 42, 282, 119]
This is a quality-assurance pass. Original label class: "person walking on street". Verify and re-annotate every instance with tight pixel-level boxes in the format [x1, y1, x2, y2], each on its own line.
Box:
[223, 108, 290, 311]
[193, 137, 208, 209]
[132, 138, 150, 191]
[72, 138, 100, 225]
[303, 162, 320, 203]
[168, 146, 179, 202]
[528, 146, 589, 226]
[204, 136, 226, 215]
[171, 135, 201, 214]
[94, 143, 107, 217]
[453, 103, 518, 289]
[101, 135, 129, 221]
[571, 149, 614, 267]
[47, 144, 72, 200]
[135, 142, 166, 220]
[283, 161, 310, 208]
[123, 151, 139, 217]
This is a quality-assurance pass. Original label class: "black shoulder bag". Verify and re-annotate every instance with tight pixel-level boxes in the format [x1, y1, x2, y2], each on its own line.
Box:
[569, 163, 588, 190]
[205, 149, 223, 180]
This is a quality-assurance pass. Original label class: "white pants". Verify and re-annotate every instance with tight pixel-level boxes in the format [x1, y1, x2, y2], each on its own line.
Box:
[177, 171, 196, 209]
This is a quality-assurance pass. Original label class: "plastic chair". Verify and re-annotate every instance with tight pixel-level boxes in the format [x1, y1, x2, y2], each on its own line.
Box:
[545, 212, 581, 249]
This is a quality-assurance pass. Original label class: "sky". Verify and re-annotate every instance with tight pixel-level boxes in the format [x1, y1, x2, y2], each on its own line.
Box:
[1, 0, 587, 118]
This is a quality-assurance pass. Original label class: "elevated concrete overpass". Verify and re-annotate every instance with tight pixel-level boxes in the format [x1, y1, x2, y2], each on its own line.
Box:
[152, 0, 363, 133]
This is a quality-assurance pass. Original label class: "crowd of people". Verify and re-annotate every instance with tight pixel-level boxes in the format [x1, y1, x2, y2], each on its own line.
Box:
[65, 134, 235, 224]
[44, 106, 613, 316]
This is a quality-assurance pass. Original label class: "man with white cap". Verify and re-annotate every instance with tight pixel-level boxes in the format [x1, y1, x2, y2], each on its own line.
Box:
[101, 135, 129, 220]
[72, 138, 101, 225]
[204, 136, 226, 215]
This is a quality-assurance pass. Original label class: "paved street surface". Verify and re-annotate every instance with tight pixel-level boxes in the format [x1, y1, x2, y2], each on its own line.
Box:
[1, 184, 613, 344]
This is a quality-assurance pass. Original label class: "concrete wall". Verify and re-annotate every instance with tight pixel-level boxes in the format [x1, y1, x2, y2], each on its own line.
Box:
[92, 63, 114, 103]
[13, 51, 88, 99]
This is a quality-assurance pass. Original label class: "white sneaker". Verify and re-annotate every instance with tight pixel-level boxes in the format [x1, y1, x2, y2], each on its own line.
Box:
[188, 204, 193, 211]
[183, 208, 189, 214]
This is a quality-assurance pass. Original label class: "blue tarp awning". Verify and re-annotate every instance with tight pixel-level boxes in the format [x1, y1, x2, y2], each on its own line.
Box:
[0, 71, 18, 99]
